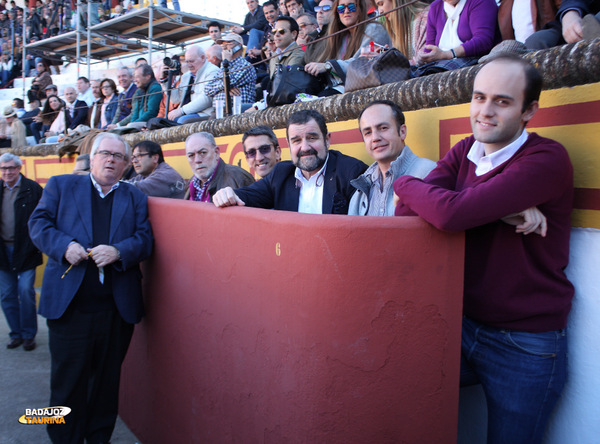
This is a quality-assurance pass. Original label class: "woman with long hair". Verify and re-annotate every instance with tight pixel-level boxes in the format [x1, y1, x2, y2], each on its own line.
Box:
[377, 0, 430, 64]
[99, 78, 119, 129]
[40, 95, 66, 143]
[305, 0, 391, 93]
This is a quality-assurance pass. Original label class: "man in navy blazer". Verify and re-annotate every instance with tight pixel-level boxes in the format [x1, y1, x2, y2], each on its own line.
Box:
[213, 109, 367, 214]
[63, 86, 89, 130]
[28, 132, 153, 444]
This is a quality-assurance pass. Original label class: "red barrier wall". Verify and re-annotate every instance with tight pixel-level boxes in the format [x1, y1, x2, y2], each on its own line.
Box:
[119, 199, 465, 443]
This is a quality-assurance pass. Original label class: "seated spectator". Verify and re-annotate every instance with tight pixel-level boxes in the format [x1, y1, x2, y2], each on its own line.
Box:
[107, 67, 137, 128]
[205, 34, 258, 114]
[304, 0, 334, 62]
[286, 0, 311, 18]
[497, 0, 558, 43]
[72, 153, 90, 175]
[111, 4, 124, 18]
[206, 44, 223, 67]
[86, 79, 104, 129]
[296, 13, 318, 46]
[242, 125, 282, 178]
[37, 95, 66, 143]
[135, 58, 148, 67]
[160, 0, 180, 11]
[0, 51, 12, 87]
[525, 0, 600, 49]
[207, 20, 223, 43]
[348, 100, 435, 216]
[269, 16, 305, 78]
[62, 86, 88, 130]
[127, 141, 186, 199]
[167, 45, 219, 124]
[213, 109, 367, 213]
[99, 78, 119, 129]
[411, 0, 500, 76]
[11, 98, 25, 118]
[44, 84, 58, 100]
[279, 0, 289, 15]
[29, 59, 52, 101]
[184, 132, 255, 202]
[116, 64, 162, 130]
[76, 76, 95, 106]
[231, 0, 268, 50]
[20, 98, 40, 136]
[0, 105, 26, 148]
[377, 0, 429, 65]
[245, 1, 280, 60]
[305, 0, 392, 94]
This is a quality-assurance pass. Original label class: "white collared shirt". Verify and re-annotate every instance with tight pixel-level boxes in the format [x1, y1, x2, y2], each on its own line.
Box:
[90, 174, 120, 198]
[467, 129, 529, 176]
[295, 154, 329, 214]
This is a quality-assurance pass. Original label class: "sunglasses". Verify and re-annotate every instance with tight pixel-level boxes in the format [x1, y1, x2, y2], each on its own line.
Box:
[314, 4, 332, 12]
[273, 28, 288, 35]
[245, 144, 273, 159]
[336, 3, 357, 13]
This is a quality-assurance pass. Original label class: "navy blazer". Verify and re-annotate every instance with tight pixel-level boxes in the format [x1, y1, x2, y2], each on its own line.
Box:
[66, 99, 89, 130]
[28, 175, 153, 324]
[234, 150, 368, 214]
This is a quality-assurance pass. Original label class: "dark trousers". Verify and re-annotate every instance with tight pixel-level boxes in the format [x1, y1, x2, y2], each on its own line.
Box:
[46, 306, 134, 444]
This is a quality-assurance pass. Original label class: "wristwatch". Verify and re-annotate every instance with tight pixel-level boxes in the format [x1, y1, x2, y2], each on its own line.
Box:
[324, 61, 333, 72]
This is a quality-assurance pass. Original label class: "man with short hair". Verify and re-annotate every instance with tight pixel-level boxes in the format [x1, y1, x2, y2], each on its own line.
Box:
[231, 0, 268, 50]
[393, 55, 574, 443]
[304, 0, 333, 62]
[242, 125, 282, 178]
[167, 45, 219, 124]
[72, 153, 90, 175]
[285, 0, 307, 18]
[206, 44, 223, 67]
[205, 33, 258, 113]
[296, 12, 318, 45]
[0, 153, 43, 351]
[63, 86, 88, 130]
[109, 67, 138, 128]
[44, 84, 58, 98]
[127, 141, 185, 199]
[117, 64, 162, 129]
[348, 100, 435, 216]
[213, 109, 367, 213]
[246, 0, 281, 59]
[269, 16, 305, 77]
[87, 80, 103, 129]
[135, 57, 148, 67]
[29, 132, 153, 444]
[185, 132, 254, 202]
[76, 76, 94, 106]
[207, 20, 223, 43]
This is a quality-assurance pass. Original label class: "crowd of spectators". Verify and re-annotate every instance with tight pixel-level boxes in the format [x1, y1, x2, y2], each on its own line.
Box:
[1, 0, 599, 148]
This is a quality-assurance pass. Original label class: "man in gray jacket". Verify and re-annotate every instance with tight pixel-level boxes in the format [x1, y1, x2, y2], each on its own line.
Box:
[127, 141, 186, 199]
[348, 100, 436, 216]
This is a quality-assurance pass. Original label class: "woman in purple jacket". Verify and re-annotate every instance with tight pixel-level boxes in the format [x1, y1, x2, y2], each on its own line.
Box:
[412, 0, 500, 76]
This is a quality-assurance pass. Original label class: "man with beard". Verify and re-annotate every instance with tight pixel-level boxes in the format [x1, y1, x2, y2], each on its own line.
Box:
[213, 110, 367, 213]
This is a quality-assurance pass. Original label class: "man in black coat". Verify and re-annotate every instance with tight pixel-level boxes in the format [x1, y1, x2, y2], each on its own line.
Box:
[64, 86, 89, 130]
[213, 109, 367, 214]
[0, 153, 43, 351]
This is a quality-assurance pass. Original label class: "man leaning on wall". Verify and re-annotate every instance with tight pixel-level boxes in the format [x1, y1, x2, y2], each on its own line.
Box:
[394, 54, 574, 444]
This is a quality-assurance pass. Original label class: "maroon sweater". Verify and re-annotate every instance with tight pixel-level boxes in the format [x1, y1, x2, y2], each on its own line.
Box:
[393, 133, 574, 332]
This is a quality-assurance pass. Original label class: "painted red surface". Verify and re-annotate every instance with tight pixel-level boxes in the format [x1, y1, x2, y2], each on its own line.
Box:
[119, 199, 465, 444]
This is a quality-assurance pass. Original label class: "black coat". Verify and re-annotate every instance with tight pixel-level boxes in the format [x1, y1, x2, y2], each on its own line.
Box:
[234, 150, 368, 214]
[0, 175, 44, 272]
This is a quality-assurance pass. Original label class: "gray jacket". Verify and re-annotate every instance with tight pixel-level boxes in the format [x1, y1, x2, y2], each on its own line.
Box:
[348, 146, 436, 216]
[128, 161, 186, 199]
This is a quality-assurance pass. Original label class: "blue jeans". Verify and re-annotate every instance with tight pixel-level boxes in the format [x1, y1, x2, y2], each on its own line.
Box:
[0, 246, 38, 340]
[460, 317, 567, 444]
[160, 0, 180, 10]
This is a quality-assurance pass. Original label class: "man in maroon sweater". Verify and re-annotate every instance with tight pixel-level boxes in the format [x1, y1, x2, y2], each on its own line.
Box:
[394, 55, 574, 444]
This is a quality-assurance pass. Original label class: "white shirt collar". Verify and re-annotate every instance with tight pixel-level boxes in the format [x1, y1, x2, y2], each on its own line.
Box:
[294, 153, 329, 214]
[467, 129, 529, 176]
[90, 174, 120, 198]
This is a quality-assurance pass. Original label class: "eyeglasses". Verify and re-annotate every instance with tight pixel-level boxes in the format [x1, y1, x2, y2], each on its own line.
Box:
[96, 150, 126, 161]
[0, 165, 19, 171]
[131, 152, 152, 162]
[314, 4, 332, 12]
[245, 144, 273, 159]
[336, 3, 357, 13]
[273, 28, 288, 36]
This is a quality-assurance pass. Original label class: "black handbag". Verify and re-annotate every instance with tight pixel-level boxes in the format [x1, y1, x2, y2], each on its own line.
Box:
[268, 64, 325, 106]
[345, 48, 411, 93]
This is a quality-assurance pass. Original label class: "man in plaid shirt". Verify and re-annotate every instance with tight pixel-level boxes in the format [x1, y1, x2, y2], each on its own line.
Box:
[204, 33, 258, 113]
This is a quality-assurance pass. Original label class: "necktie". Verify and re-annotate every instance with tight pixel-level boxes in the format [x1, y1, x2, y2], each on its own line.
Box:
[182, 75, 195, 106]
